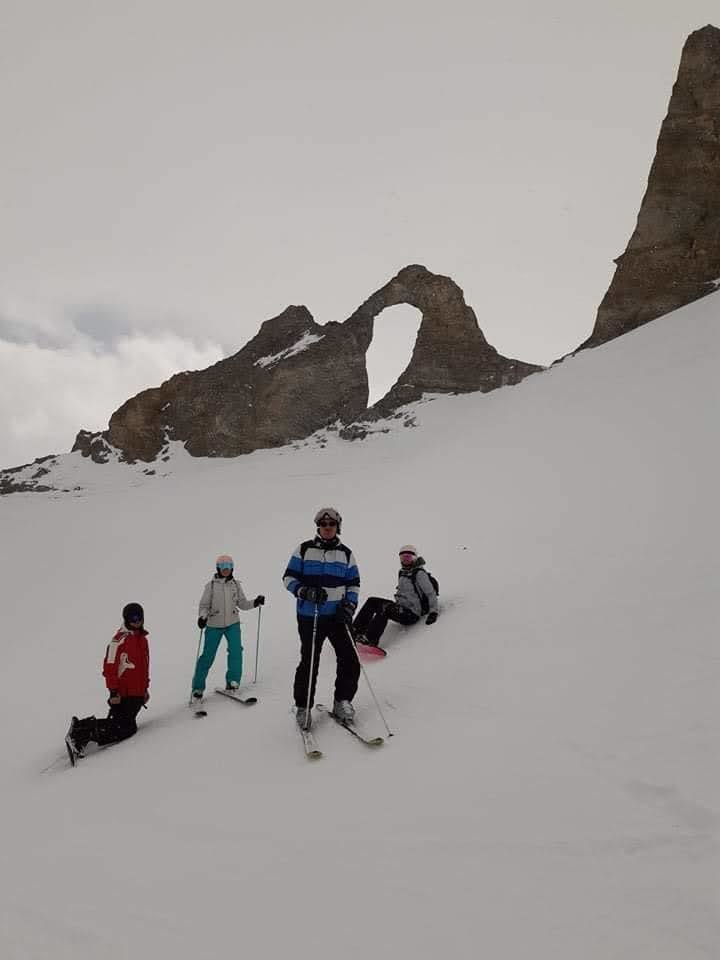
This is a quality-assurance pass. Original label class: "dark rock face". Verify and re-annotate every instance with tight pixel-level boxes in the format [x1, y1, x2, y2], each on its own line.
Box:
[70, 267, 540, 464]
[346, 265, 541, 416]
[581, 25, 720, 350]
[81, 305, 373, 463]
[72, 430, 114, 463]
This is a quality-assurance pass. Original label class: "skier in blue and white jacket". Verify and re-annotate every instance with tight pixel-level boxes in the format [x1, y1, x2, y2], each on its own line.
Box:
[283, 506, 360, 728]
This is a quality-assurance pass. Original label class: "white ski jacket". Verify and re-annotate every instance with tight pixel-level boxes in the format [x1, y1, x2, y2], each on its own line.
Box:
[199, 576, 255, 628]
[394, 561, 438, 617]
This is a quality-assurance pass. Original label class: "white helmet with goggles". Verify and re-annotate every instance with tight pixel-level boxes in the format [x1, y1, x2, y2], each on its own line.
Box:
[314, 507, 342, 533]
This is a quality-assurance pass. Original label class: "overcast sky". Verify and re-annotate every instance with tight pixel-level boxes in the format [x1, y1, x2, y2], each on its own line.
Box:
[1, 1, 717, 467]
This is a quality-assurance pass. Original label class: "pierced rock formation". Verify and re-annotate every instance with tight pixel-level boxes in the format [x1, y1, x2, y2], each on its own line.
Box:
[70, 266, 541, 464]
[581, 24, 720, 350]
[347, 265, 540, 417]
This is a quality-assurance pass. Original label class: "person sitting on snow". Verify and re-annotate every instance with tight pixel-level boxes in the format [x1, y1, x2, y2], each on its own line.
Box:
[353, 545, 438, 649]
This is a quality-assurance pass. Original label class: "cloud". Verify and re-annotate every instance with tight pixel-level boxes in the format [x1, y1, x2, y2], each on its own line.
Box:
[65, 305, 135, 348]
[0, 302, 223, 468]
[0, 298, 73, 349]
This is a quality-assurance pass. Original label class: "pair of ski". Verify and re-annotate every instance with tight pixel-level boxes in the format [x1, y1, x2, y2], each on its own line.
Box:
[299, 704, 384, 759]
[193, 687, 258, 717]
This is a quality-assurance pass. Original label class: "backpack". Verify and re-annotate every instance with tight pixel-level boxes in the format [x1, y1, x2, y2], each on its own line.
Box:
[410, 568, 439, 615]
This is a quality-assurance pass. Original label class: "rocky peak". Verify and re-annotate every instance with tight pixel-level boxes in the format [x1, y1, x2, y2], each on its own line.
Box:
[580, 24, 720, 350]
[94, 303, 372, 462]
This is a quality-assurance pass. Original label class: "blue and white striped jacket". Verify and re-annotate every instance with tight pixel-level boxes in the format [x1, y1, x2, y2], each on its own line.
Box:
[283, 537, 360, 619]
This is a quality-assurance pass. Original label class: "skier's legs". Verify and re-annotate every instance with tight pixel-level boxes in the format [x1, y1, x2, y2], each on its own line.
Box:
[224, 622, 243, 685]
[94, 697, 144, 746]
[191, 626, 223, 692]
[327, 623, 360, 702]
[362, 599, 395, 645]
[386, 604, 420, 628]
[353, 597, 391, 637]
[365, 602, 418, 644]
[293, 618, 326, 708]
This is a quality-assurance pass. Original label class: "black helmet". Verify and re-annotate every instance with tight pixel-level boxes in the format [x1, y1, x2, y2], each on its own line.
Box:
[122, 602, 145, 628]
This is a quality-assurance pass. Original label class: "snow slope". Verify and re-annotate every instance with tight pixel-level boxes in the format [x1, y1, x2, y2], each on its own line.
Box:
[0, 295, 717, 960]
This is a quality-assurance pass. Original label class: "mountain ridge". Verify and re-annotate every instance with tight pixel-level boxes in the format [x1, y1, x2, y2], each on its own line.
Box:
[5, 25, 720, 490]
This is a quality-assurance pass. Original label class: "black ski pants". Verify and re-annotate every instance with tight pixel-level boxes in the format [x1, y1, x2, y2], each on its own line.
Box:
[95, 696, 145, 746]
[293, 617, 360, 708]
[353, 597, 419, 646]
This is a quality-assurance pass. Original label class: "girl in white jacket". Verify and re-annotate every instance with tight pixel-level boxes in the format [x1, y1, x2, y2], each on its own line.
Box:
[191, 554, 264, 701]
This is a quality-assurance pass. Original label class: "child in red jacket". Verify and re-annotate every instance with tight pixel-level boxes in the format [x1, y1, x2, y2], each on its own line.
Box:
[67, 603, 150, 758]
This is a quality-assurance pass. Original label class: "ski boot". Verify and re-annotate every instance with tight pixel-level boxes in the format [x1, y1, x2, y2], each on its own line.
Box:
[333, 700, 355, 723]
[355, 634, 378, 647]
[68, 716, 96, 755]
[296, 706, 312, 729]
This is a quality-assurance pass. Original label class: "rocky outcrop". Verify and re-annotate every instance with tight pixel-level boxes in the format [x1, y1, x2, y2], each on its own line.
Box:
[71, 266, 541, 464]
[72, 430, 114, 463]
[0, 455, 63, 495]
[581, 25, 720, 350]
[76, 305, 373, 463]
[346, 265, 540, 417]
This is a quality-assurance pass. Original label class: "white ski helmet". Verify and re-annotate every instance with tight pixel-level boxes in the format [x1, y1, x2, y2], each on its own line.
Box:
[314, 506, 342, 533]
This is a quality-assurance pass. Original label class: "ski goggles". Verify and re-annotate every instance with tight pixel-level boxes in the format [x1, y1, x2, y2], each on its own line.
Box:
[217, 562, 234, 570]
[317, 519, 338, 528]
[399, 551, 416, 560]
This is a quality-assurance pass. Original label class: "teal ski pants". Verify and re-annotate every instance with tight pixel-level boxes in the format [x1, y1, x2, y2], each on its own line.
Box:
[192, 622, 243, 692]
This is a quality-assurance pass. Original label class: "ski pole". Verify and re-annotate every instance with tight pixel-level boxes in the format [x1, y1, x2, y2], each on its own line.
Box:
[303, 605, 319, 730]
[188, 627, 204, 706]
[346, 624, 393, 737]
[253, 606, 262, 684]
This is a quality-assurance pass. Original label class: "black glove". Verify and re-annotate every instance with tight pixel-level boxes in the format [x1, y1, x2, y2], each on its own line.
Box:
[253, 595, 265, 607]
[336, 598, 356, 625]
[425, 611, 438, 625]
[197, 617, 207, 629]
[108, 690, 121, 706]
[297, 586, 328, 604]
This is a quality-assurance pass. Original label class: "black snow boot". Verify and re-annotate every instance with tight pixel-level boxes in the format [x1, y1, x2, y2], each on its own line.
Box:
[71, 716, 98, 752]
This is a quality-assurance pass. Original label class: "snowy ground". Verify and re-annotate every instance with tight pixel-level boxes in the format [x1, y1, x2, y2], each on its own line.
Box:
[0, 295, 718, 959]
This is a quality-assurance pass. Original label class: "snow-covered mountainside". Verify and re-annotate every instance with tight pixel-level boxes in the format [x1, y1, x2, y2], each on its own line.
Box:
[1, 294, 717, 959]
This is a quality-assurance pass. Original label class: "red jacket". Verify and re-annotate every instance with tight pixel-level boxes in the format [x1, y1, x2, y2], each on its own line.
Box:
[103, 628, 150, 697]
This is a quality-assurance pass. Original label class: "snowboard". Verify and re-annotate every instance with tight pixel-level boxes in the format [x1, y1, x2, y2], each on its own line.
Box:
[65, 718, 81, 767]
[357, 642, 387, 661]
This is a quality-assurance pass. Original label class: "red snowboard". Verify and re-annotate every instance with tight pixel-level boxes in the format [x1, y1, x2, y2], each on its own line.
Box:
[357, 642, 387, 661]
